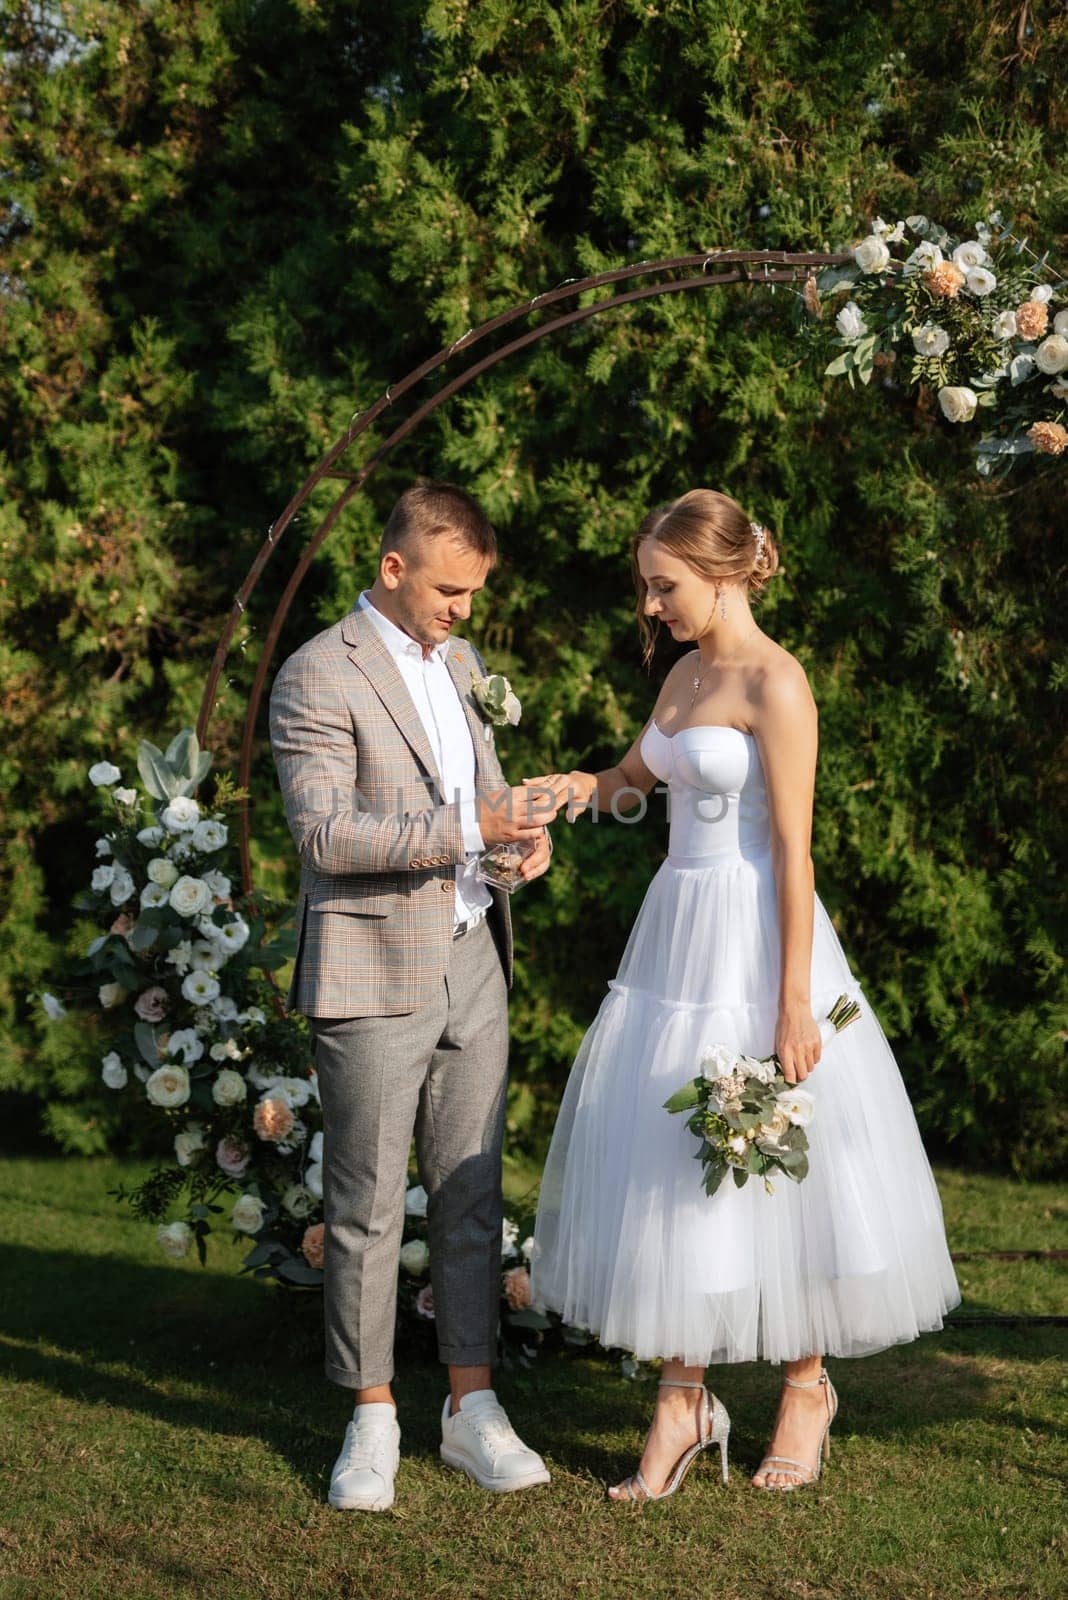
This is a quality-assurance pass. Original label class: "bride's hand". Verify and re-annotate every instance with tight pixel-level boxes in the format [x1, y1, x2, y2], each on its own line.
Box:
[775, 1003, 823, 1084]
[522, 771, 597, 822]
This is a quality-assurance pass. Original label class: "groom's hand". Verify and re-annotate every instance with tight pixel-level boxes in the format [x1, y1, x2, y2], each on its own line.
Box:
[522, 772, 596, 822]
[478, 784, 562, 846]
[518, 828, 553, 882]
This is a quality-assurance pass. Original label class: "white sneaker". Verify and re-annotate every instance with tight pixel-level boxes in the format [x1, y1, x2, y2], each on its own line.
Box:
[328, 1402, 400, 1511]
[439, 1390, 551, 1492]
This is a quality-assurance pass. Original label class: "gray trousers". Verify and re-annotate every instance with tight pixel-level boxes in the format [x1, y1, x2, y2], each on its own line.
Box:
[310, 919, 508, 1390]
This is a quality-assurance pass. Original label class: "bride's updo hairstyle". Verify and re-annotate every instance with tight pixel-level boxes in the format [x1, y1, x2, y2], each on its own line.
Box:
[631, 488, 780, 664]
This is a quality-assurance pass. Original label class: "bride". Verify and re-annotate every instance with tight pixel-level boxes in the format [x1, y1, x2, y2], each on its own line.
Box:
[527, 489, 960, 1499]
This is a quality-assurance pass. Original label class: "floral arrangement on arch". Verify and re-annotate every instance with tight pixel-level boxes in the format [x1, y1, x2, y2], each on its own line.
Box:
[816, 211, 1067, 473]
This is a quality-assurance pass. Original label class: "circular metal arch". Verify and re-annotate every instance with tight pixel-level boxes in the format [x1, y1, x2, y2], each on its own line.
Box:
[196, 249, 850, 889]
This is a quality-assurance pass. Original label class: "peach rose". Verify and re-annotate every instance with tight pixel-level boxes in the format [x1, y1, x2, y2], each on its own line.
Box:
[503, 1266, 533, 1311]
[253, 1096, 295, 1143]
[301, 1222, 325, 1269]
[1028, 420, 1068, 456]
[134, 985, 170, 1022]
[923, 261, 965, 299]
[1016, 300, 1049, 341]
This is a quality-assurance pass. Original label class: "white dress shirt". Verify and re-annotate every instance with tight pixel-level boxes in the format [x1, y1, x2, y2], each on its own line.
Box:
[357, 592, 491, 928]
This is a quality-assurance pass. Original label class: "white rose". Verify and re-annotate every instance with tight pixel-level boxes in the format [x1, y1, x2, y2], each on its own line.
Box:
[937, 385, 978, 423]
[399, 1240, 430, 1276]
[230, 1194, 265, 1234]
[835, 300, 867, 340]
[165, 940, 193, 974]
[727, 1135, 748, 1157]
[405, 1184, 429, 1218]
[189, 939, 220, 971]
[521, 1235, 535, 1263]
[966, 267, 997, 297]
[501, 1217, 520, 1259]
[853, 235, 890, 274]
[157, 1220, 193, 1259]
[169, 875, 213, 918]
[740, 1052, 777, 1084]
[109, 867, 135, 906]
[951, 240, 987, 271]
[203, 869, 231, 899]
[192, 819, 228, 852]
[147, 858, 180, 888]
[209, 1038, 242, 1061]
[145, 1064, 191, 1108]
[140, 882, 169, 909]
[700, 1042, 744, 1081]
[174, 1123, 207, 1167]
[993, 310, 1018, 340]
[1034, 334, 1068, 375]
[101, 1051, 128, 1089]
[95, 837, 113, 857]
[903, 242, 943, 275]
[774, 1087, 816, 1128]
[1053, 310, 1068, 336]
[182, 971, 220, 1005]
[1031, 284, 1053, 304]
[211, 1069, 247, 1107]
[304, 1160, 324, 1199]
[171, 839, 193, 863]
[215, 918, 250, 956]
[113, 786, 138, 806]
[89, 761, 121, 787]
[98, 981, 127, 1008]
[166, 1027, 204, 1065]
[137, 825, 164, 847]
[912, 323, 950, 358]
[161, 796, 200, 832]
[282, 1183, 316, 1219]
[91, 864, 116, 892]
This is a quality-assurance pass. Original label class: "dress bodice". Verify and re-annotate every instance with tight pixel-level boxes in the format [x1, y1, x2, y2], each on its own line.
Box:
[640, 721, 771, 865]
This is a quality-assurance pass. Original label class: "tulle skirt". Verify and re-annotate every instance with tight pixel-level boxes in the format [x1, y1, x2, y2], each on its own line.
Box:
[532, 847, 961, 1364]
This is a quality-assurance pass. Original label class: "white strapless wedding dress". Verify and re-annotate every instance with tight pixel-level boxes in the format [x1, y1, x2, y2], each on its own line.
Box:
[532, 722, 961, 1364]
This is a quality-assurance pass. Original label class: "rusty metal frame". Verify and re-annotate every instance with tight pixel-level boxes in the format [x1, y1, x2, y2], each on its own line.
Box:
[194, 249, 849, 889]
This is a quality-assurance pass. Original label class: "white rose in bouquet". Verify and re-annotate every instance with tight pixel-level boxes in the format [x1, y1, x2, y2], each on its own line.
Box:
[137, 825, 164, 847]
[904, 241, 943, 275]
[113, 787, 138, 806]
[912, 323, 950, 357]
[161, 796, 200, 832]
[501, 1217, 520, 1259]
[108, 867, 135, 906]
[308, 1130, 323, 1164]
[937, 385, 978, 423]
[174, 1123, 207, 1167]
[405, 1184, 429, 1218]
[853, 235, 891, 274]
[835, 300, 867, 340]
[88, 761, 121, 787]
[1054, 309, 1068, 336]
[774, 1087, 816, 1127]
[140, 883, 169, 909]
[1035, 334, 1068, 374]
[209, 1038, 242, 1062]
[230, 1194, 265, 1234]
[215, 918, 249, 956]
[993, 310, 1018, 340]
[101, 1051, 128, 1089]
[282, 1183, 316, 1219]
[203, 869, 231, 899]
[146, 1064, 191, 1108]
[170, 876, 213, 918]
[189, 939, 221, 971]
[181, 971, 220, 1005]
[166, 1028, 204, 1065]
[399, 1240, 430, 1276]
[165, 940, 193, 974]
[951, 240, 987, 270]
[304, 1161, 324, 1200]
[147, 858, 180, 888]
[966, 267, 997, 297]
[157, 1220, 193, 1259]
[192, 819, 228, 852]
[699, 1042, 744, 1081]
[91, 864, 116, 892]
[211, 1069, 247, 1106]
[1031, 284, 1053, 304]
[98, 981, 127, 1008]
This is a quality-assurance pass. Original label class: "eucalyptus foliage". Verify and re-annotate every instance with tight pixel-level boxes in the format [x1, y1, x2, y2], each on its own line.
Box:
[4, 1, 1065, 1173]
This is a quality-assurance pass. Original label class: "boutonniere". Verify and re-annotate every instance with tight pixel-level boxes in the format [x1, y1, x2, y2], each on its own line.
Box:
[470, 671, 522, 742]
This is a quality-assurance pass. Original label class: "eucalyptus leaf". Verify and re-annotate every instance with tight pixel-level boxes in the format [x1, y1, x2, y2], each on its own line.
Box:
[134, 1021, 162, 1068]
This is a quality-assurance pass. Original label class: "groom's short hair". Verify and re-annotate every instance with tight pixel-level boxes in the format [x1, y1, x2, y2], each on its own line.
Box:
[381, 481, 497, 564]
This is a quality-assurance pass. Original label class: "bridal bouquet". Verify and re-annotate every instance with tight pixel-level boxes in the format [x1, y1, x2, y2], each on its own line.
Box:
[664, 995, 861, 1196]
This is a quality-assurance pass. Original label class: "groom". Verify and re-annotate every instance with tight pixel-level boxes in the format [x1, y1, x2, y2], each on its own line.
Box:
[269, 481, 556, 1512]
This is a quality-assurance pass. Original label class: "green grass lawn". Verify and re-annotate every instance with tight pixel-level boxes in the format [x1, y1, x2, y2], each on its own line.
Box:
[0, 1157, 1064, 1600]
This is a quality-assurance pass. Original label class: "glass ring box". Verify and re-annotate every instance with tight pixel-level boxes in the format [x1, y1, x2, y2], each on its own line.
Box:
[475, 829, 553, 894]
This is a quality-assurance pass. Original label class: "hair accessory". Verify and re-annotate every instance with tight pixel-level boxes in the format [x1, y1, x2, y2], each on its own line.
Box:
[750, 520, 767, 559]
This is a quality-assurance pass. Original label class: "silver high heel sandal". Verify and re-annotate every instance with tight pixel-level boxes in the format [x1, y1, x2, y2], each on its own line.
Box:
[609, 1379, 730, 1503]
[754, 1368, 838, 1491]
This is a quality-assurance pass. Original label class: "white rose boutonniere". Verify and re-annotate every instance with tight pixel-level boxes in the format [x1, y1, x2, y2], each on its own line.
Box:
[470, 671, 521, 742]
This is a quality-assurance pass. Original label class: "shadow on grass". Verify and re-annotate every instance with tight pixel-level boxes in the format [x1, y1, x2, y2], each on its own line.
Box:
[1, 1242, 1062, 1497]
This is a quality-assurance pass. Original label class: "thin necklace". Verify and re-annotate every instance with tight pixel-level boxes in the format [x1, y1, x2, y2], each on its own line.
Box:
[690, 623, 759, 707]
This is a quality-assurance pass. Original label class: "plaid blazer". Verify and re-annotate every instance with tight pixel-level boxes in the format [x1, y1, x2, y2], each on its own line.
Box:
[269, 605, 513, 1018]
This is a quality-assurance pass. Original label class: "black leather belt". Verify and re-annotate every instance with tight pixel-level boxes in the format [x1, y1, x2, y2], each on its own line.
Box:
[453, 915, 487, 940]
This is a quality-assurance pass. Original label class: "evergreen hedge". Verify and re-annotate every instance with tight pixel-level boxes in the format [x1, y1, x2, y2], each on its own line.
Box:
[3, 1, 1065, 1173]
